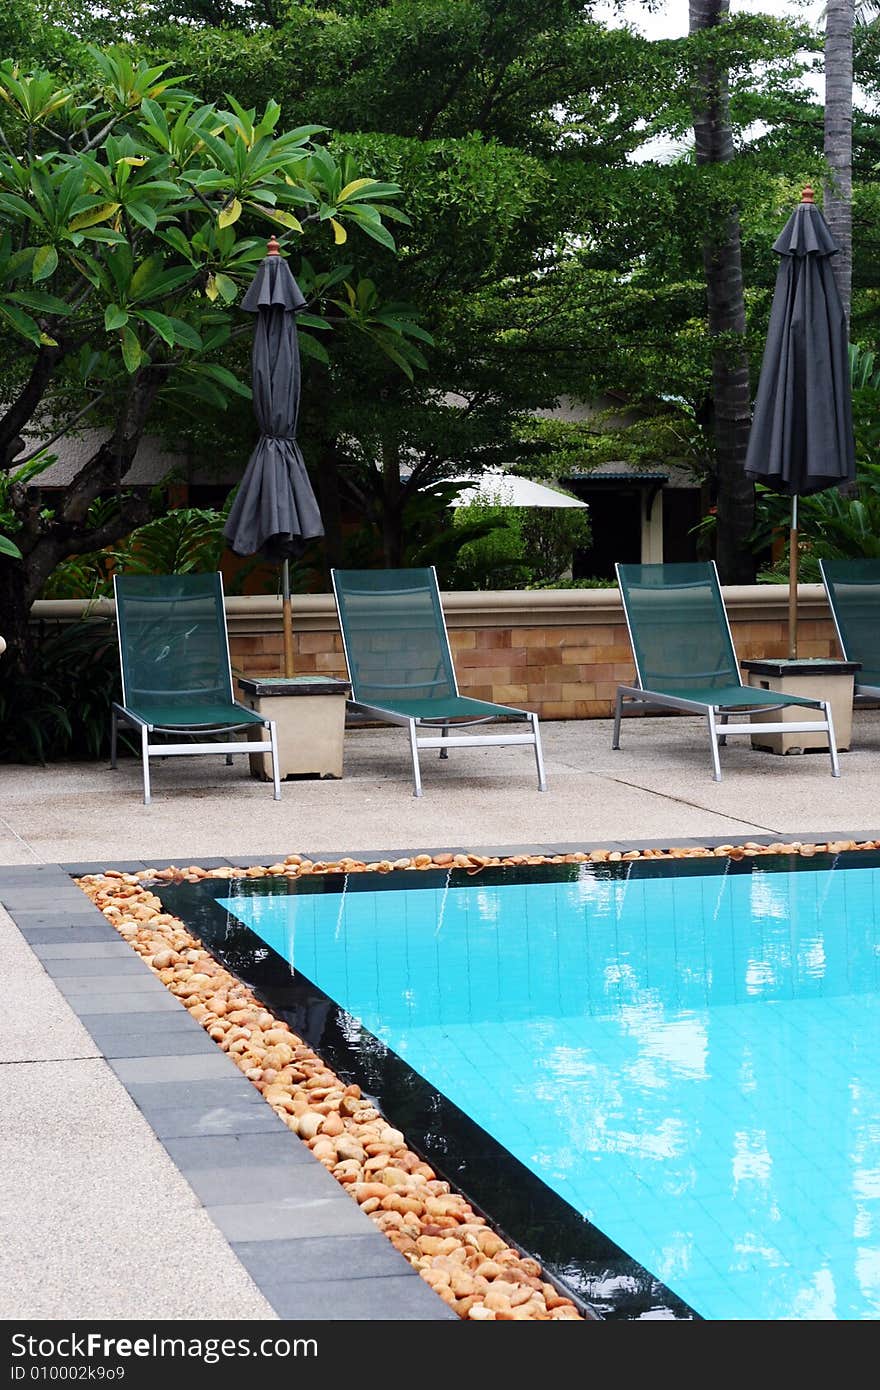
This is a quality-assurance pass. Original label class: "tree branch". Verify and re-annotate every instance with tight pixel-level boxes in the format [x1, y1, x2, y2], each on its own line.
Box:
[0, 345, 63, 463]
[81, 114, 122, 152]
[58, 499, 153, 555]
[13, 391, 108, 466]
[58, 369, 166, 525]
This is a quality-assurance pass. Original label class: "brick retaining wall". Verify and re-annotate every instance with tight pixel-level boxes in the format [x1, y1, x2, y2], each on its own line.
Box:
[31, 585, 841, 721]
[223, 592, 840, 720]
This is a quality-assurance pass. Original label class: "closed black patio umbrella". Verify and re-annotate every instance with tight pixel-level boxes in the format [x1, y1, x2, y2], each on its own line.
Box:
[744, 186, 856, 657]
[224, 236, 323, 676]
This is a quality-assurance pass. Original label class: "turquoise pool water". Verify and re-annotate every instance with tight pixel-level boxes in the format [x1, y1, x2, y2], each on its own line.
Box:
[220, 860, 880, 1321]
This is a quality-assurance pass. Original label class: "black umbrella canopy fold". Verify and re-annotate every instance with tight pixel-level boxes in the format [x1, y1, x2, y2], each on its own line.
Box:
[744, 188, 855, 497]
[743, 188, 856, 658]
[223, 243, 324, 562]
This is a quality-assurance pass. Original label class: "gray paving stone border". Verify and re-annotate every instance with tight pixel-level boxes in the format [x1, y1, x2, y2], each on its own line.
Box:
[53, 829, 878, 881]
[0, 861, 454, 1323]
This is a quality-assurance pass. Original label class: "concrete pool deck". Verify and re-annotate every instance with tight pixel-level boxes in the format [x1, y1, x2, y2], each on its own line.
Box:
[2, 710, 879, 1323]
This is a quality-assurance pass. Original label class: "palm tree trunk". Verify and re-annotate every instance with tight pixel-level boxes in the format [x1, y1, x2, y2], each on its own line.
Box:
[824, 0, 854, 328]
[690, 0, 755, 583]
[381, 436, 403, 567]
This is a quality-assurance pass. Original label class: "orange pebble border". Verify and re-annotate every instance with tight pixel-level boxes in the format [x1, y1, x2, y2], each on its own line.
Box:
[74, 836, 878, 1322]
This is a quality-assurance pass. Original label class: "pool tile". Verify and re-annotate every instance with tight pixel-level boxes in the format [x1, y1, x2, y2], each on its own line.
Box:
[258, 1274, 457, 1321]
[5, 910, 111, 928]
[206, 1195, 370, 1242]
[37, 955, 151, 978]
[17, 924, 122, 944]
[32, 941, 136, 960]
[59, 991, 181, 1013]
[178, 1160, 341, 1207]
[54, 972, 169, 994]
[231, 1233, 412, 1284]
[163, 1133, 313, 1170]
[110, 1053, 241, 1084]
[133, 1100, 285, 1139]
[80, 1014, 217, 1057]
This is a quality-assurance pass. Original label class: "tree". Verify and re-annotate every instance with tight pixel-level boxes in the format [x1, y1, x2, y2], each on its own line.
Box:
[825, 0, 855, 326]
[146, 2, 691, 568]
[688, 0, 755, 583]
[139, 1, 819, 574]
[6, 4, 837, 584]
[0, 46, 422, 664]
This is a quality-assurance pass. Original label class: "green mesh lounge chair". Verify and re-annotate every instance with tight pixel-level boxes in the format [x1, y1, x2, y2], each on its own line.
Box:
[613, 561, 840, 781]
[111, 572, 280, 804]
[331, 567, 547, 797]
[820, 559, 880, 704]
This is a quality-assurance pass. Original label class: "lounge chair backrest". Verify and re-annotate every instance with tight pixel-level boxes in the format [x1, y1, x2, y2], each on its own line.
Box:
[616, 561, 741, 695]
[331, 567, 458, 706]
[820, 558, 880, 683]
[114, 572, 235, 716]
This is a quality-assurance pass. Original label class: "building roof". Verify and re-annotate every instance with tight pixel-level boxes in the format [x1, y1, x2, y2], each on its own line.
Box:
[564, 460, 698, 489]
[9, 429, 240, 487]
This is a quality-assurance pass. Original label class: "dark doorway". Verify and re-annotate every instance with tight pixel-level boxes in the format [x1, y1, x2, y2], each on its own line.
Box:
[662, 488, 703, 563]
[572, 488, 642, 581]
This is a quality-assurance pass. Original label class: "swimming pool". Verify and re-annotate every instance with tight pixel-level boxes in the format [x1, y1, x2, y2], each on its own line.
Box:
[158, 850, 880, 1321]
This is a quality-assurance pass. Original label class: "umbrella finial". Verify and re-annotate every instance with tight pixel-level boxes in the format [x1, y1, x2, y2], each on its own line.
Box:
[801, 185, 815, 204]
[266, 236, 281, 256]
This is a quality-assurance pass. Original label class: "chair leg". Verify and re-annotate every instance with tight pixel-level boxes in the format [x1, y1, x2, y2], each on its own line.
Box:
[718, 711, 728, 747]
[439, 725, 449, 759]
[268, 720, 281, 800]
[823, 700, 841, 778]
[110, 709, 118, 769]
[706, 707, 722, 782]
[612, 688, 624, 750]
[225, 753, 234, 766]
[408, 720, 423, 798]
[531, 713, 547, 792]
[141, 725, 152, 805]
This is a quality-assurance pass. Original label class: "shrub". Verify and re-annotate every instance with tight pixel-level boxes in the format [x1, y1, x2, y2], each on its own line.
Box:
[447, 495, 592, 589]
[0, 617, 119, 762]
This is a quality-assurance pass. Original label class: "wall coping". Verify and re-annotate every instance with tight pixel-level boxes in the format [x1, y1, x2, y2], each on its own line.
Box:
[30, 583, 833, 631]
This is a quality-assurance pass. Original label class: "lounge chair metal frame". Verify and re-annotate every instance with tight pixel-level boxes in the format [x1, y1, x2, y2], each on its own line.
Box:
[613, 560, 840, 781]
[331, 566, 546, 797]
[111, 572, 280, 805]
[819, 558, 880, 705]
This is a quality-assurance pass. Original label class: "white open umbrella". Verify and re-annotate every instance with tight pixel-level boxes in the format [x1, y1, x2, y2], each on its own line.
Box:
[447, 470, 588, 509]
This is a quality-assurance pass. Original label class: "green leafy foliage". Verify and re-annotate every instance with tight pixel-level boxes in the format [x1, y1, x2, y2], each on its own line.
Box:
[113, 507, 229, 576]
[447, 493, 592, 590]
[6, 2, 880, 610]
[0, 42, 427, 671]
[0, 617, 119, 761]
[119, 0, 847, 571]
[0, 452, 56, 561]
[0, 49, 412, 374]
[39, 504, 244, 600]
[755, 467, 880, 583]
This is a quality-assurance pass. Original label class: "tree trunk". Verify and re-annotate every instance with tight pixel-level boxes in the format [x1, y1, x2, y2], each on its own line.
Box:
[0, 556, 35, 669]
[381, 435, 403, 567]
[690, 0, 756, 583]
[1, 446, 155, 673]
[824, 0, 854, 328]
[315, 447, 343, 580]
[0, 491, 152, 671]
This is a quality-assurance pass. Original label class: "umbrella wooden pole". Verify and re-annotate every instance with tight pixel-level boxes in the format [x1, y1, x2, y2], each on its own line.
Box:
[788, 494, 798, 660]
[281, 558, 295, 678]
